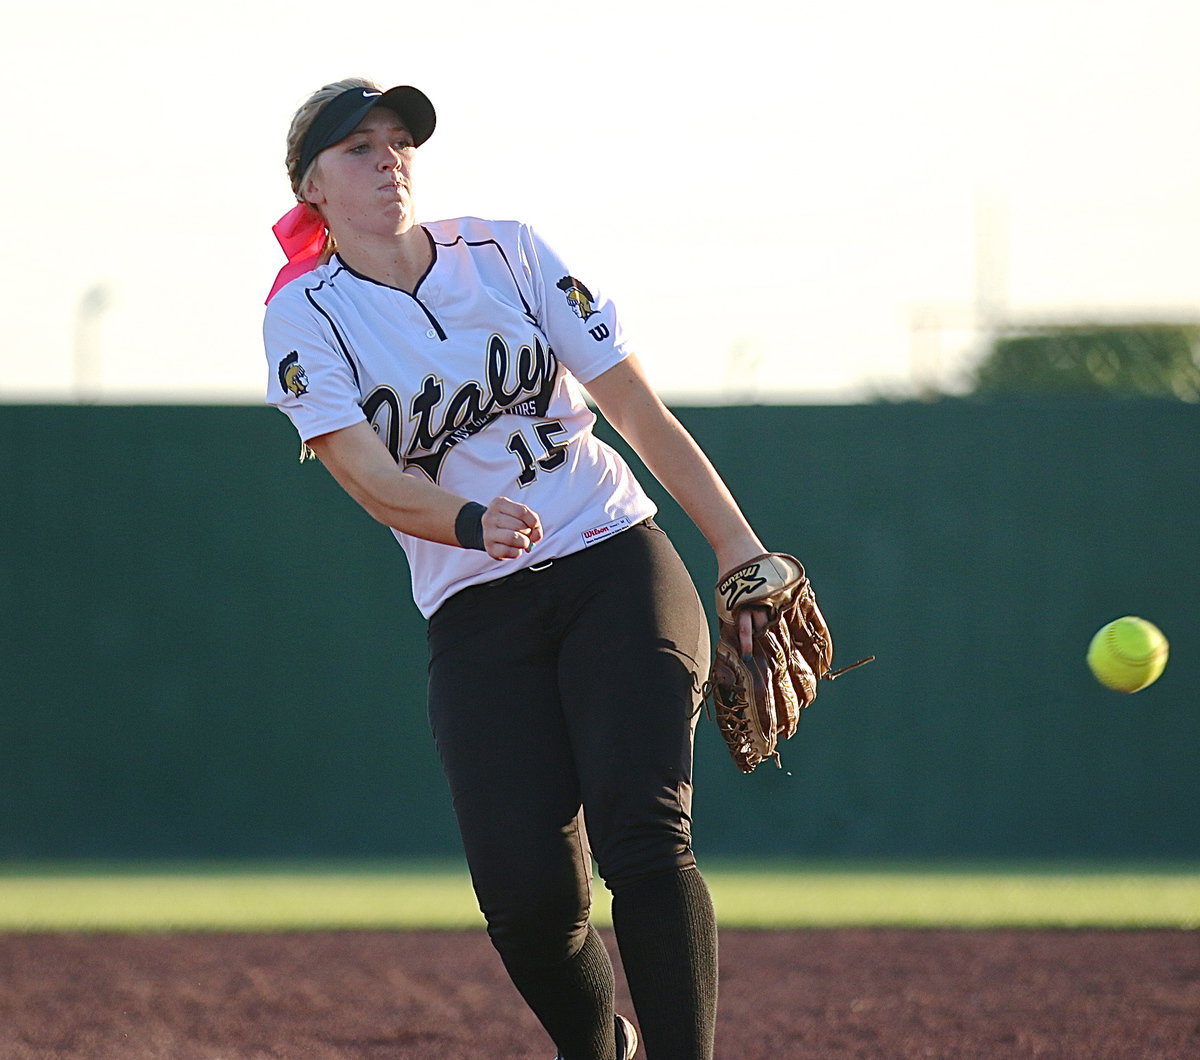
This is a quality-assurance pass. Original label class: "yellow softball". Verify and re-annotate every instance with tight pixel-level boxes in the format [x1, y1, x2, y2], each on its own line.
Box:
[1086, 616, 1169, 693]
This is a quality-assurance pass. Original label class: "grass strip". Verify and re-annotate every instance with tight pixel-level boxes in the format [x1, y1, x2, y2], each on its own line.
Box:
[0, 860, 1195, 932]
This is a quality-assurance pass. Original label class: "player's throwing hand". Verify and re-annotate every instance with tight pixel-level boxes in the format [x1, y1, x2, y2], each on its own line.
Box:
[481, 497, 543, 560]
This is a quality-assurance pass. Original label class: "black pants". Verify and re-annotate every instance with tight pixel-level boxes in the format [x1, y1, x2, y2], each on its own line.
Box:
[426, 521, 711, 965]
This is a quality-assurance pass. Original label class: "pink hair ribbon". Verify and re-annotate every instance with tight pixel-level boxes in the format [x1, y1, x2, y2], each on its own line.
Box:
[265, 204, 328, 304]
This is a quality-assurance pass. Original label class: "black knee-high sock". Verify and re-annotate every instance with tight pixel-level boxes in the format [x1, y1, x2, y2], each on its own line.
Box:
[611, 864, 718, 1059]
[500, 923, 616, 1060]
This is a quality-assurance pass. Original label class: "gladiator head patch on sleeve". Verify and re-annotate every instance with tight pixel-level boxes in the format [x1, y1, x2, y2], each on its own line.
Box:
[556, 275, 598, 321]
[278, 351, 310, 398]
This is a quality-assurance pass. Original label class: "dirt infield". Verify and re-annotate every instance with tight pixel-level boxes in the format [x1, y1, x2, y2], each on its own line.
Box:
[1, 929, 1197, 1058]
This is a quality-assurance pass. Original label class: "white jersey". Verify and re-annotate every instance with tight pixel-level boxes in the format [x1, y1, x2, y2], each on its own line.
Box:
[263, 217, 657, 617]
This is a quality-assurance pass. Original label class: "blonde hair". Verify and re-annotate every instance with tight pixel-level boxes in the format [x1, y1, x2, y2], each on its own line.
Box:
[284, 77, 383, 263]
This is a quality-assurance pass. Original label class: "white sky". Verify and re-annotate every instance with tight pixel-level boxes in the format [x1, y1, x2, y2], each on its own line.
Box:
[3, 0, 1198, 404]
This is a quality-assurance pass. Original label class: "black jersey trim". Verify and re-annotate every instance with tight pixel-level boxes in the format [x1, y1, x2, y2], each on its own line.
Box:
[331, 246, 448, 341]
[304, 274, 362, 389]
[429, 234, 538, 326]
[412, 227, 438, 292]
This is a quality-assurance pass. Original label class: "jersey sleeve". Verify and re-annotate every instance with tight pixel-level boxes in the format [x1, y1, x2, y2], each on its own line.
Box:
[518, 225, 634, 384]
[262, 289, 367, 442]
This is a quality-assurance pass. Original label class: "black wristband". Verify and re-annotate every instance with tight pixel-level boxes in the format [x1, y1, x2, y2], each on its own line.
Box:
[454, 501, 487, 551]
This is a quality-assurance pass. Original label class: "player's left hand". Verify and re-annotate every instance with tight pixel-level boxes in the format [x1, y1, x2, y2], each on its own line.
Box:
[716, 547, 771, 654]
[738, 608, 769, 656]
[707, 553, 874, 772]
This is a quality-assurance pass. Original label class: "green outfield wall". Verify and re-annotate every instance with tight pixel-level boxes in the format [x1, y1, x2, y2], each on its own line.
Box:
[1, 401, 1196, 860]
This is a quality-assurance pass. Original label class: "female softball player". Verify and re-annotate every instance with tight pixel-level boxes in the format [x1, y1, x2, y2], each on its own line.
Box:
[263, 78, 770, 1060]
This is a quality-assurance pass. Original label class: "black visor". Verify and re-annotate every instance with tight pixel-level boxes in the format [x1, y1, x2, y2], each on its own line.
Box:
[298, 85, 436, 178]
